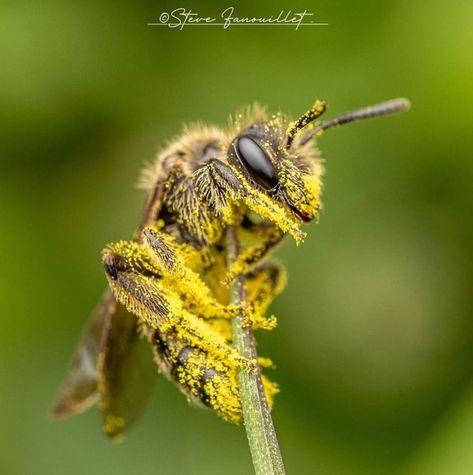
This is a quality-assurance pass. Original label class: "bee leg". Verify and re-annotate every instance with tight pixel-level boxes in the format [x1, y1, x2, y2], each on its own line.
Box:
[199, 159, 305, 243]
[142, 227, 245, 320]
[102, 242, 255, 373]
[244, 261, 287, 330]
[225, 226, 285, 284]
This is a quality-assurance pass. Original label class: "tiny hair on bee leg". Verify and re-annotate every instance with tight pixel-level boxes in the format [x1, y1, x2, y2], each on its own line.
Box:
[193, 158, 244, 221]
[102, 247, 170, 329]
[199, 157, 305, 243]
[142, 227, 243, 320]
[102, 243, 255, 372]
[226, 227, 285, 284]
[142, 227, 178, 271]
[205, 158, 245, 194]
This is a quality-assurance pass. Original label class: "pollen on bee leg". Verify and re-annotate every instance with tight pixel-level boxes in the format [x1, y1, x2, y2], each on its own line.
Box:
[238, 299, 278, 331]
[240, 312, 253, 329]
[240, 357, 258, 374]
[294, 230, 306, 245]
[102, 414, 126, 442]
[142, 227, 179, 271]
[257, 357, 274, 369]
[253, 314, 278, 331]
[220, 348, 256, 374]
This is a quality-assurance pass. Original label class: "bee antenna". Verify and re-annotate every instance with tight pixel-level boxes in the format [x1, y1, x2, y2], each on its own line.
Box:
[286, 99, 327, 149]
[299, 98, 411, 146]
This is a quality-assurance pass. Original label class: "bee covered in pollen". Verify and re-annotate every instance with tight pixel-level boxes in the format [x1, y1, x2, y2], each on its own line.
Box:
[52, 97, 410, 440]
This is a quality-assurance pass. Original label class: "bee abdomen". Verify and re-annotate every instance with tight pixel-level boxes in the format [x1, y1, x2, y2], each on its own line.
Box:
[151, 328, 242, 422]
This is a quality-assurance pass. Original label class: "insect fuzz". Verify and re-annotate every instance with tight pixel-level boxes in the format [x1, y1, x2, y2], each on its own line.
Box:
[53, 98, 409, 437]
[100, 102, 330, 423]
[102, 98, 410, 424]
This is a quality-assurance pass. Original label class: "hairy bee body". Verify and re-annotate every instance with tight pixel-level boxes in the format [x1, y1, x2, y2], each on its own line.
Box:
[53, 98, 409, 439]
[151, 325, 242, 421]
[110, 110, 322, 423]
[103, 111, 312, 425]
[139, 108, 322, 249]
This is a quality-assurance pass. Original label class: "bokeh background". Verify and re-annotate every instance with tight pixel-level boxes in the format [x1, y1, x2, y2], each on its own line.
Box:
[1, 0, 472, 474]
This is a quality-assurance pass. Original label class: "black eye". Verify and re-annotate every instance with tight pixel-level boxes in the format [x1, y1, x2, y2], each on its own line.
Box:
[234, 136, 279, 190]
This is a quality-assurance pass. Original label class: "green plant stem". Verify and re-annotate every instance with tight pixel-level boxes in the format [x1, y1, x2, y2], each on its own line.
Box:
[226, 226, 286, 475]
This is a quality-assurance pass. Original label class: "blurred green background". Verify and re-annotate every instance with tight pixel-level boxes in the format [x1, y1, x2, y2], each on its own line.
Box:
[1, 0, 472, 474]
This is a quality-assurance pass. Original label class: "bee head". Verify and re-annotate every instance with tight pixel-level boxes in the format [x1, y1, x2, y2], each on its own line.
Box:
[227, 101, 327, 230]
[227, 98, 410, 237]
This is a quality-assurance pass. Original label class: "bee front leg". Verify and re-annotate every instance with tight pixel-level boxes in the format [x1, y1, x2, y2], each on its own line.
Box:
[225, 225, 285, 284]
[196, 159, 301, 283]
[243, 261, 287, 330]
[225, 226, 284, 284]
[197, 159, 305, 243]
[142, 227, 246, 320]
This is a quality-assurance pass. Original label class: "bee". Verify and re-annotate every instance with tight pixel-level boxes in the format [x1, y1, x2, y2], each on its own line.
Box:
[52, 98, 410, 440]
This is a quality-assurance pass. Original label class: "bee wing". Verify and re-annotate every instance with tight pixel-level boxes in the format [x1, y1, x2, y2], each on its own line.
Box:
[52, 289, 156, 440]
[51, 289, 115, 418]
[98, 299, 156, 441]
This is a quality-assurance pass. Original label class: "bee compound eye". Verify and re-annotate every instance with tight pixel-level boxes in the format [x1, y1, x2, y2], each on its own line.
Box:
[234, 136, 279, 190]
